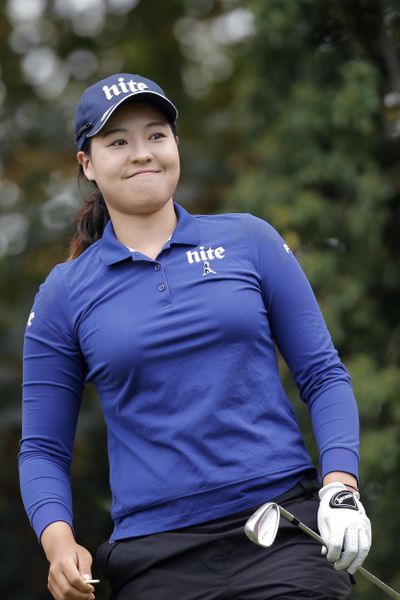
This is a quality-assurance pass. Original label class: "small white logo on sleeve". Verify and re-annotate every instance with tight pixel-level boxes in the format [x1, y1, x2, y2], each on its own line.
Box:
[27, 311, 35, 327]
[283, 243, 291, 254]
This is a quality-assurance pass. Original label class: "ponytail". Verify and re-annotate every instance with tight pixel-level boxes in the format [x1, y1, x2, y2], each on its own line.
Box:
[68, 166, 110, 261]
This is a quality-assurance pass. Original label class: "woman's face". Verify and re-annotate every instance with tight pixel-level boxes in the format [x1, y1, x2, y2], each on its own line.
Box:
[77, 101, 180, 218]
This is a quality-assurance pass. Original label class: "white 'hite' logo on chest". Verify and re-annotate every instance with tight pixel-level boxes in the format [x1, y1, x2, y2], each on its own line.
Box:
[186, 246, 225, 264]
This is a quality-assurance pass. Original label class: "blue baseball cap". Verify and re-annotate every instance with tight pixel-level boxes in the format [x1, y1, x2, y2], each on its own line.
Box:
[74, 73, 178, 151]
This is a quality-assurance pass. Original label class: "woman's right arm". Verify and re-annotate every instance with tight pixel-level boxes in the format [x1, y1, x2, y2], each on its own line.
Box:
[19, 266, 93, 599]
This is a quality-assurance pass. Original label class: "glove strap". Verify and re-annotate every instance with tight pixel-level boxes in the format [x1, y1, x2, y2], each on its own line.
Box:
[345, 483, 359, 493]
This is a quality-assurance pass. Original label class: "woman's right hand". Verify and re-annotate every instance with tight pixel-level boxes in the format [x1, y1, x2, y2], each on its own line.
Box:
[41, 522, 96, 600]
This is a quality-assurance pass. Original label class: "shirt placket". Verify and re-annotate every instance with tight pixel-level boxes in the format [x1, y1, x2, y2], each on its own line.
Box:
[131, 252, 172, 308]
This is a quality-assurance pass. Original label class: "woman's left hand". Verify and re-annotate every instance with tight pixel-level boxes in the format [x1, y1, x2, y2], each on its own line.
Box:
[317, 482, 372, 574]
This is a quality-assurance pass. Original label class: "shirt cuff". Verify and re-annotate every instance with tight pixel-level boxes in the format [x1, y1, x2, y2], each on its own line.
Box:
[32, 503, 74, 543]
[320, 447, 359, 481]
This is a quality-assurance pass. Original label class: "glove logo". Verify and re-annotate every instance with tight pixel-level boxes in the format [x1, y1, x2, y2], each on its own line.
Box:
[329, 491, 358, 511]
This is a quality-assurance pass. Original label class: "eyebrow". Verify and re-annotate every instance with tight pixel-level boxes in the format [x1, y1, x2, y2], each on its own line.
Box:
[101, 121, 170, 138]
[146, 121, 170, 128]
[101, 128, 127, 138]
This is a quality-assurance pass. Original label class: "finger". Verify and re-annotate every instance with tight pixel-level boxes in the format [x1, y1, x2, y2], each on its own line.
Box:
[48, 568, 71, 600]
[77, 550, 93, 582]
[347, 529, 371, 574]
[48, 578, 63, 600]
[334, 527, 358, 571]
[318, 524, 331, 558]
[62, 560, 95, 594]
[326, 527, 345, 563]
[53, 569, 93, 599]
[317, 521, 330, 551]
[77, 548, 95, 592]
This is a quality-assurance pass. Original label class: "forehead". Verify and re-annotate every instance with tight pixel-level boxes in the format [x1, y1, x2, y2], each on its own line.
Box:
[102, 101, 169, 131]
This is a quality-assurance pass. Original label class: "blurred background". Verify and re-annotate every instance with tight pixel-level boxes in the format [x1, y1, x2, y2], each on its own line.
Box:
[1, 0, 399, 598]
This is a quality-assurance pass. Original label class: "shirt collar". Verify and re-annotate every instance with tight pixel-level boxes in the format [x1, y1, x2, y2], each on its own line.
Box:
[99, 202, 200, 266]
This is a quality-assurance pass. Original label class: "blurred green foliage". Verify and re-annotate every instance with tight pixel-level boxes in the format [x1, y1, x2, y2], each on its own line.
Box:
[0, 0, 399, 598]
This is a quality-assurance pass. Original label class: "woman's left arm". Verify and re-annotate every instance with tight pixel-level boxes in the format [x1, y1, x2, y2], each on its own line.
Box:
[247, 214, 359, 480]
[247, 215, 371, 573]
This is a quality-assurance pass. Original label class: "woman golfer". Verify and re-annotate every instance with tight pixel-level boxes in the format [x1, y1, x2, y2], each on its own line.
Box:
[19, 73, 371, 600]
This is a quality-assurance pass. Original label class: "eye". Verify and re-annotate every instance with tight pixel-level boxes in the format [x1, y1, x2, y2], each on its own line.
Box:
[149, 131, 166, 141]
[108, 138, 127, 147]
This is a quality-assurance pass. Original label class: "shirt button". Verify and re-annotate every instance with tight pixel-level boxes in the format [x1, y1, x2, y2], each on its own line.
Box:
[158, 284, 166, 292]
[154, 264, 161, 271]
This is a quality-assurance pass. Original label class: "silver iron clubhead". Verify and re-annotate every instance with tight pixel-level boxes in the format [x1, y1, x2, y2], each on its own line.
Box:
[244, 502, 280, 547]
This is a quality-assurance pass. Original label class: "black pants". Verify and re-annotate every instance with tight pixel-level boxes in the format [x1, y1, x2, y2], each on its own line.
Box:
[95, 479, 353, 599]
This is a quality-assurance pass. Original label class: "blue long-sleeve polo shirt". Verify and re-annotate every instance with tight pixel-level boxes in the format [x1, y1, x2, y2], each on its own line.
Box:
[19, 202, 359, 542]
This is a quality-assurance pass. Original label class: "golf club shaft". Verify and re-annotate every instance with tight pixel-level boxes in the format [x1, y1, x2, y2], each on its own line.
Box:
[278, 506, 400, 600]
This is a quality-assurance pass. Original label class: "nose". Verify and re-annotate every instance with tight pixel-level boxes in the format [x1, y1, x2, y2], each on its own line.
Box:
[128, 140, 152, 163]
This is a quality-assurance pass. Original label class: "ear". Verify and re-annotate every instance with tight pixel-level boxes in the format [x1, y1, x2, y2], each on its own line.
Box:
[175, 135, 179, 146]
[76, 150, 95, 181]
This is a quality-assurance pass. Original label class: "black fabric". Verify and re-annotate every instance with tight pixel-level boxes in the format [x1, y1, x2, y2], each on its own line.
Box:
[95, 479, 353, 600]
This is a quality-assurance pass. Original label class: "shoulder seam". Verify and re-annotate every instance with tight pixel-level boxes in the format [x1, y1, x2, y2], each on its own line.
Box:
[193, 212, 249, 220]
[245, 214, 264, 293]
[54, 265, 75, 338]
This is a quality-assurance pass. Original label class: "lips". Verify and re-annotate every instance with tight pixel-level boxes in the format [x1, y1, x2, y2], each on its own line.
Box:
[127, 169, 160, 177]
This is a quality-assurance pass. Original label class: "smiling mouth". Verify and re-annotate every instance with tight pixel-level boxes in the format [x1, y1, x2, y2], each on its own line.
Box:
[128, 170, 160, 178]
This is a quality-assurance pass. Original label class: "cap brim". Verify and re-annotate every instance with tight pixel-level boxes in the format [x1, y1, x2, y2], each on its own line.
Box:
[87, 91, 178, 139]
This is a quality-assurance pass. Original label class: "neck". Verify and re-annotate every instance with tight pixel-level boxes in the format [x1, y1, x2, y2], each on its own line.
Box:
[109, 199, 178, 254]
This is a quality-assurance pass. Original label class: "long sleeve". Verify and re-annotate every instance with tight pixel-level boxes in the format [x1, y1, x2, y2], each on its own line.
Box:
[19, 265, 87, 541]
[248, 215, 359, 479]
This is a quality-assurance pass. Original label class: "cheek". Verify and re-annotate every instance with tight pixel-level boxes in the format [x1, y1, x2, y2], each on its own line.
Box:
[169, 160, 180, 188]
[92, 156, 123, 183]
[168, 148, 180, 175]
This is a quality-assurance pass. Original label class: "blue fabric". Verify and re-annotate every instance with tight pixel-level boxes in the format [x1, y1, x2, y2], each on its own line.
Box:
[19, 203, 359, 542]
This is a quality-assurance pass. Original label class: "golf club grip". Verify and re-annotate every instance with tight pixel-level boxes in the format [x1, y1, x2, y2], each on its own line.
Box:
[278, 506, 400, 599]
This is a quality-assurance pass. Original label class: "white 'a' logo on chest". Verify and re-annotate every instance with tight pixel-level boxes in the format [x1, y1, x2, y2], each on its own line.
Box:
[186, 245, 225, 264]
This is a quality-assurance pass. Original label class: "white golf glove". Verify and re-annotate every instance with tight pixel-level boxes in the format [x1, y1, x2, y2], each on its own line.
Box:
[317, 482, 371, 574]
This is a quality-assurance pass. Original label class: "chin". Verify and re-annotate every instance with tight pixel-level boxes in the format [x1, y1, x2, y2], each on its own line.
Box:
[129, 198, 173, 215]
